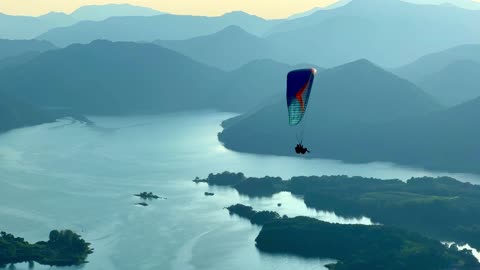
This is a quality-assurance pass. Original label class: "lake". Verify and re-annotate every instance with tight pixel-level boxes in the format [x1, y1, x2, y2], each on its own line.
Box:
[1, 112, 479, 270]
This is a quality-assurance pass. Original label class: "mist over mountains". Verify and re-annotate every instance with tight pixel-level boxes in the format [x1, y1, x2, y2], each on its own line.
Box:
[0, 39, 56, 60]
[32, 0, 480, 69]
[0, 40, 305, 115]
[417, 60, 480, 106]
[394, 44, 480, 82]
[394, 44, 480, 106]
[155, 25, 272, 70]
[37, 12, 279, 47]
[0, 41, 224, 114]
[0, 4, 166, 39]
[264, 0, 480, 67]
[219, 58, 480, 173]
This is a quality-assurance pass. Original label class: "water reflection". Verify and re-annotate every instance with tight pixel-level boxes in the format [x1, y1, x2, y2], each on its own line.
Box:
[1, 113, 479, 270]
[445, 242, 480, 262]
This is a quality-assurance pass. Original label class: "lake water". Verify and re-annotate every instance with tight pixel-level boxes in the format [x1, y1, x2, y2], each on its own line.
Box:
[1, 112, 479, 270]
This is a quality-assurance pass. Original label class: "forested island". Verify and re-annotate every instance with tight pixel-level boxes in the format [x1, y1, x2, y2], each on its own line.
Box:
[134, 191, 163, 200]
[198, 172, 480, 249]
[0, 230, 93, 268]
[227, 204, 479, 270]
[226, 204, 280, 225]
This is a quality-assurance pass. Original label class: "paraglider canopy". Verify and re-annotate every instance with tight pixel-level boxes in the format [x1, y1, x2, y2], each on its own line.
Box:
[286, 68, 317, 126]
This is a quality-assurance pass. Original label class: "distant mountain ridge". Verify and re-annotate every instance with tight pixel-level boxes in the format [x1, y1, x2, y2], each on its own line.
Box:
[37, 12, 281, 47]
[0, 40, 315, 115]
[0, 40, 224, 114]
[417, 60, 480, 106]
[0, 52, 42, 70]
[0, 39, 56, 60]
[8, 0, 479, 69]
[394, 44, 480, 82]
[264, 0, 480, 67]
[393, 44, 480, 106]
[0, 4, 165, 39]
[288, 0, 352, 19]
[155, 25, 274, 70]
[0, 12, 74, 39]
[368, 95, 480, 173]
[219, 59, 442, 157]
[404, 0, 480, 10]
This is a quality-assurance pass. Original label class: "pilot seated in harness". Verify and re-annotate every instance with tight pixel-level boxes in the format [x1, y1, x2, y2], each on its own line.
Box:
[295, 144, 310, 155]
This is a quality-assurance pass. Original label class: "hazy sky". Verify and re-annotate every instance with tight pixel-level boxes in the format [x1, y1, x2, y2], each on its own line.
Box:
[0, 0, 337, 18]
[0, 0, 479, 18]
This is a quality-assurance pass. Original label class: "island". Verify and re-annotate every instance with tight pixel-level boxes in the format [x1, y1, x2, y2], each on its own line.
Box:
[134, 192, 164, 200]
[227, 204, 280, 225]
[0, 230, 93, 268]
[227, 204, 479, 270]
[194, 172, 281, 197]
[193, 172, 246, 186]
[198, 172, 480, 249]
[204, 192, 215, 196]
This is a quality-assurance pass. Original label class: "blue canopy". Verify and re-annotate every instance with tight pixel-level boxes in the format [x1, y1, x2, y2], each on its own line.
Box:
[286, 68, 316, 126]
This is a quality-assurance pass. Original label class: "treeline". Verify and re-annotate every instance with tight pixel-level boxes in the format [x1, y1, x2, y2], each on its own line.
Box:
[225, 204, 479, 270]
[256, 216, 479, 270]
[0, 230, 93, 267]
[226, 204, 280, 225]
[194, 172, 284, 197]
[199, 172, 480, 249]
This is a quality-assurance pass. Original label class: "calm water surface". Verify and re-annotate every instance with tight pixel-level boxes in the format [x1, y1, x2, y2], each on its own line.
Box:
[1, 112, 479, 269]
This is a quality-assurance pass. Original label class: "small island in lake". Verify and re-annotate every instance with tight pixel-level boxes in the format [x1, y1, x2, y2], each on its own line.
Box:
[134, 192, 165, 200]
[200, 172, 480, 249]
[0, 230, 93, 268]
[227, 204, 479, 270]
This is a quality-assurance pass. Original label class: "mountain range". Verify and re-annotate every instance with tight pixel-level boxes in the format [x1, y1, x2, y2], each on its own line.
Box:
[0, 40, 223, 114]
[2, 0, 480, 174]
[219, 58, 480, 173]
[263, 0, 480, 67]
[0, 4, 165, 40]
[155, 25, 273, 70]
[417, 60, 480, 106]
[0, 40, 312, 115]
[288, 0, 352, 19]
[37, 11, 280, 47]
[0, 92, 56, 133]
[3, 0, 479, 69]
[0, 12, 74, 40]
[394, 44, 480, 82]
[404, 0, 480, 9]
[0, 39, 56, 60]
[394, 44, 480, 106]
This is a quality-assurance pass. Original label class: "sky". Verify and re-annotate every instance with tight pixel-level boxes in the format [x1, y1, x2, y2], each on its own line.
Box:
[0, 0, 336, 18]
[0, 0, 479, 18]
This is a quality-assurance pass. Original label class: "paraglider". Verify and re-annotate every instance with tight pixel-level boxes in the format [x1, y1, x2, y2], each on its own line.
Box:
[286, 68, 317, 155]
[295, 144, 310, 154]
